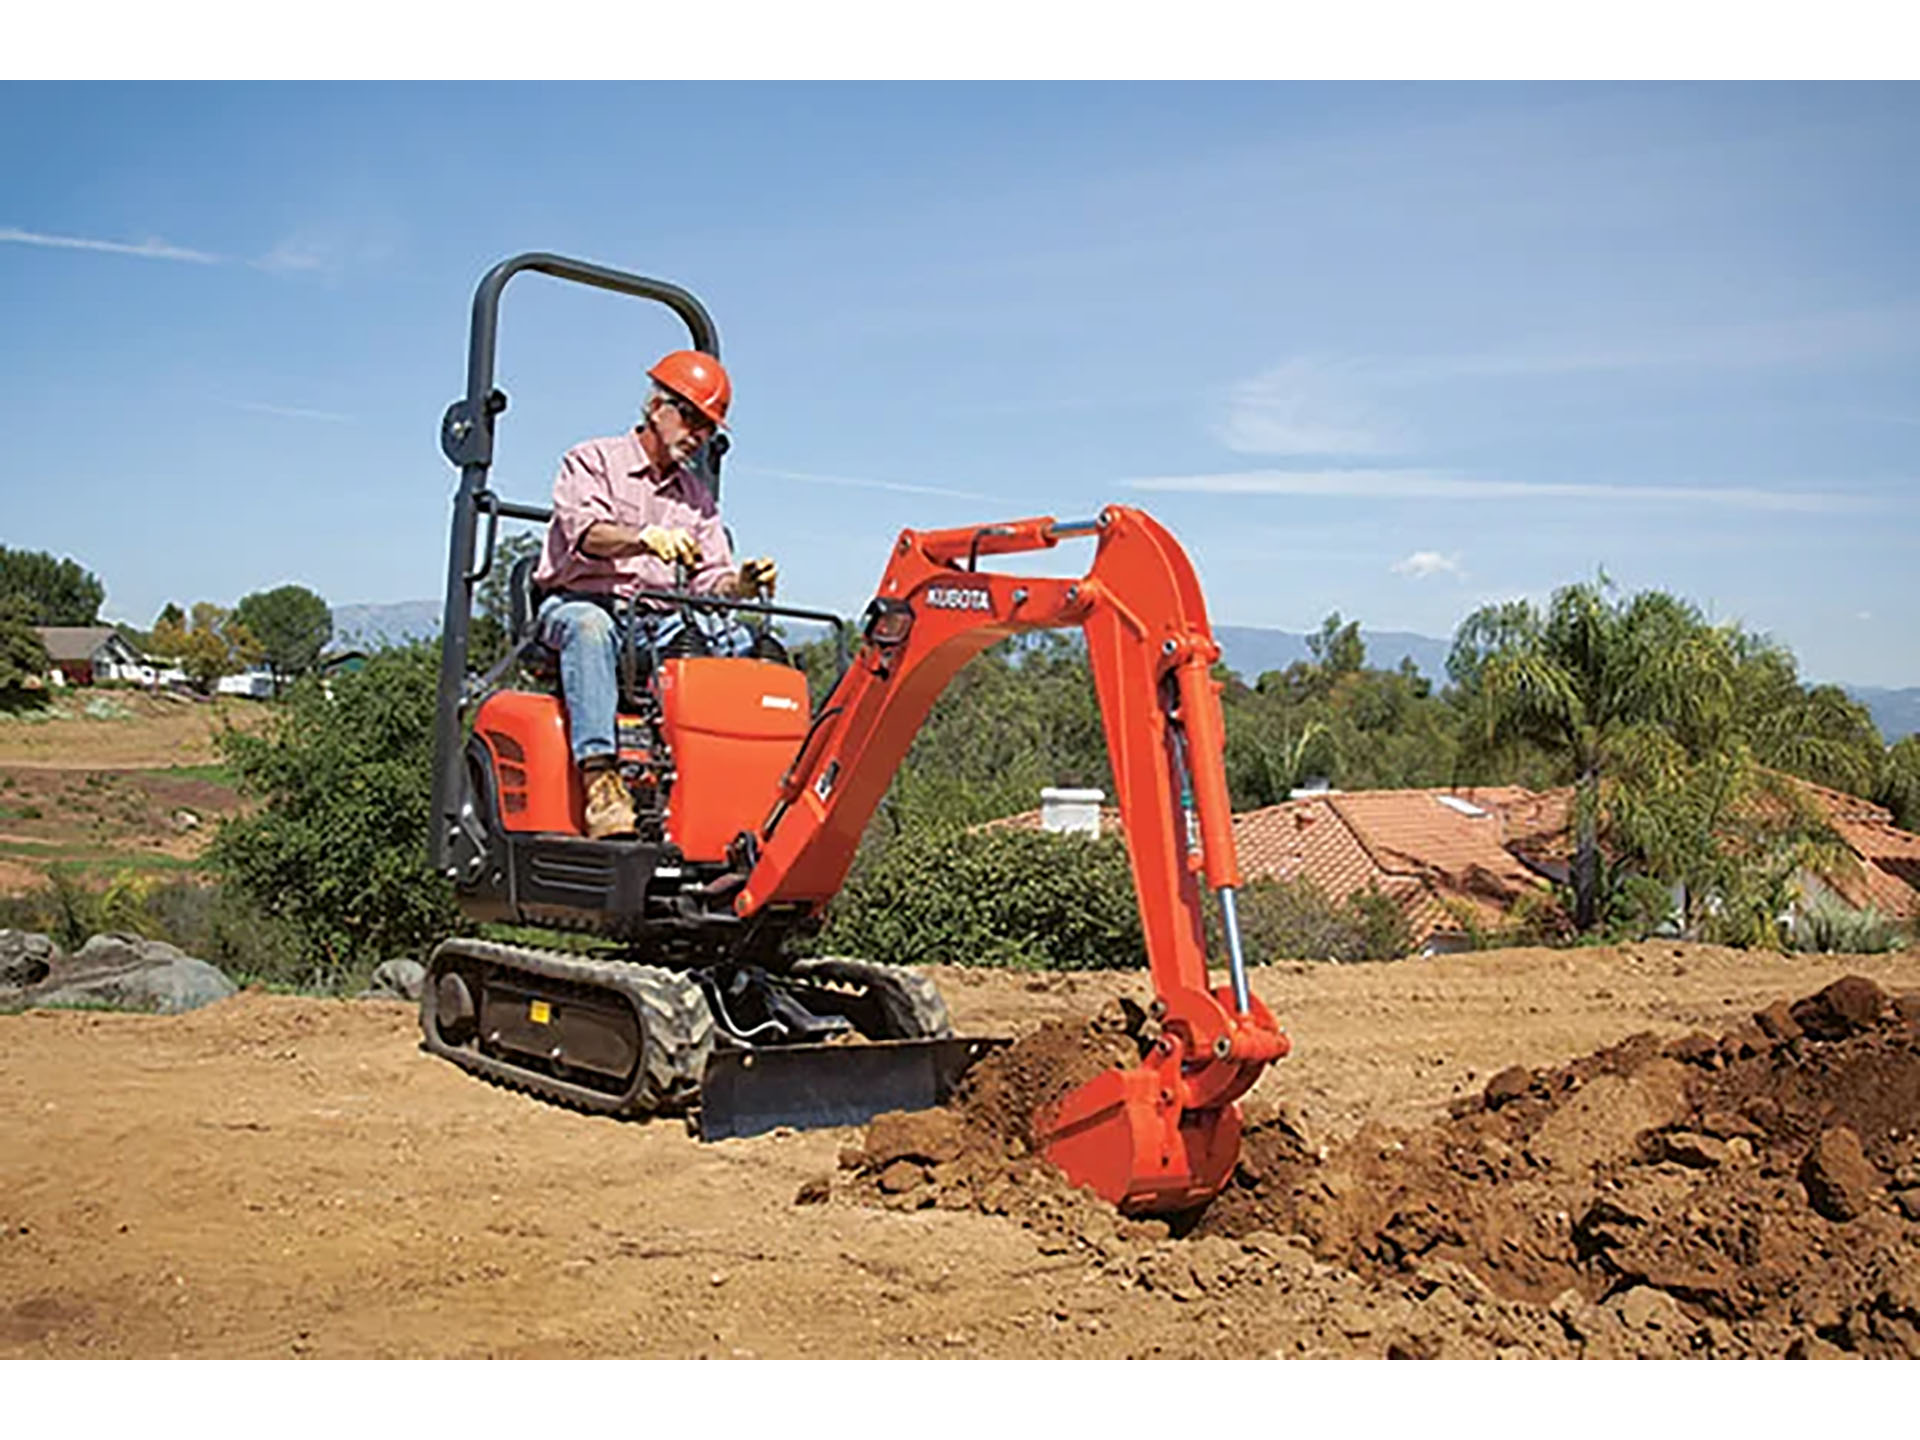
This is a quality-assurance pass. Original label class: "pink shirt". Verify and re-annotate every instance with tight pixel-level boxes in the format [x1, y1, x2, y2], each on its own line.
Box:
[531, 429, 735, 602]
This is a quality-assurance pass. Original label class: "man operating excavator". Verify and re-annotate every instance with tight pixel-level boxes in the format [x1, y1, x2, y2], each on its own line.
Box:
[531, 350, 778, 838]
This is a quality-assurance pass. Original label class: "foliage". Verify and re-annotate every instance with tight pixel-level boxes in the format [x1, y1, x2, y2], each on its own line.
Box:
[1205, 875, 1416, 963]
[815, 826, 1144, 970]
[1789, 895, 1908, 955]
[208, 642, 456, 987]
[234, 584, 334, 691]
[860, 633, 1111, 837]
[151, 602, 263, 694]
[1877, 735, 1920, 833]
[0, 870, 307, 983]
[0, 545, 104, 625]
[471, 532, 543, 671]
[0, 594, 51, 705]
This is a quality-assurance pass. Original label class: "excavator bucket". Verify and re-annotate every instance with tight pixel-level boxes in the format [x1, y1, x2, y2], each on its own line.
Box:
[697, 1036, 1005, 1141]
[1035, 1065, 1245, 1216]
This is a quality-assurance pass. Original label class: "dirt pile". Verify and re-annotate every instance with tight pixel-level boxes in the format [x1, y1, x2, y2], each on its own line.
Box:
[836, 1001, 1151, 1230]
[836, 974, 1920, 1357]
[1196, 974, 1920, 1357]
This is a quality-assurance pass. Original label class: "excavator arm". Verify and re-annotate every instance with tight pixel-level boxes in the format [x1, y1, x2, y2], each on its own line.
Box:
[741, 505, 1290, 1213]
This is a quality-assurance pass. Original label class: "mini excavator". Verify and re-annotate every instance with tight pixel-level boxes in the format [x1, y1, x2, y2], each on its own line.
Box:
[423, 254, 1289, 1216]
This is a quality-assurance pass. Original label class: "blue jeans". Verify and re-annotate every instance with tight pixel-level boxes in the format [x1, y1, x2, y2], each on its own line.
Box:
[536, 596, 719, 765]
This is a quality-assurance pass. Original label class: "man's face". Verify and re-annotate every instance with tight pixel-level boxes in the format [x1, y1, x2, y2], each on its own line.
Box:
[648, 392, 715, 467]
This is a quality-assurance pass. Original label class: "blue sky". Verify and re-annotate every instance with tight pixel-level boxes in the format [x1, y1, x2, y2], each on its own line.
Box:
[3, 82, 1916, 685]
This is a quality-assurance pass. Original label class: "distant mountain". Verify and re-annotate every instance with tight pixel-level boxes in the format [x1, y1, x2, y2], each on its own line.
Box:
[1214, 626, 1452, 684]
[1848, 687, 1920, 743]
[331, 600, 442, 649]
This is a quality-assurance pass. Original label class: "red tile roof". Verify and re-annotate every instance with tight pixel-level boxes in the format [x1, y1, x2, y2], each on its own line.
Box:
[1232, 789, 1554, 943]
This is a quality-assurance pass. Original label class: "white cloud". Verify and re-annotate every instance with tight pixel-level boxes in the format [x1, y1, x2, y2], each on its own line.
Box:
[230, 400, 354, 423]
[1392, 550, 1465, 580]
[1125, 467, 1863, 513]
[1217, 359, 1399, 457]
[731, 464, 997, 503]
[0, 225, 222, 264]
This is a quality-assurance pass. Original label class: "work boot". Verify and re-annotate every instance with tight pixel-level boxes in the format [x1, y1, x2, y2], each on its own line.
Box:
[583, 764, 637, 839]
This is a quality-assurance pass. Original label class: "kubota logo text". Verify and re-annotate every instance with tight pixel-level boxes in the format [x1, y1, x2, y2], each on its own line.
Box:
[925, 586, 992, 613]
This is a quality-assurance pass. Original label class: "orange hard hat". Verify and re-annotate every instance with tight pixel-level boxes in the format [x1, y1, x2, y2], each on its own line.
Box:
[648, 350, 732, 428]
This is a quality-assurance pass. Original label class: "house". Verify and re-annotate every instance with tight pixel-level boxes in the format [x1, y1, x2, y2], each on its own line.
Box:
[986, 784, 1558, 954]
[32, 626, 144, 687]
[216, 667, 276, 699]
[1230, 787, 1553, 953]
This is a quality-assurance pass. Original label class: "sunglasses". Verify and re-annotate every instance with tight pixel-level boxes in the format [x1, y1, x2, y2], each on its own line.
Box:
[660, 394, 715, 433]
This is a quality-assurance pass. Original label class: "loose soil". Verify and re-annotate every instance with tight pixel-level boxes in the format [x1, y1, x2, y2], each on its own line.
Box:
[4, 943, 1918, 1358]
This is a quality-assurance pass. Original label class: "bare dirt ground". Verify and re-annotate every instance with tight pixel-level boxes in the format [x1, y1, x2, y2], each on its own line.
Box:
[5, 941, 1918, 1359]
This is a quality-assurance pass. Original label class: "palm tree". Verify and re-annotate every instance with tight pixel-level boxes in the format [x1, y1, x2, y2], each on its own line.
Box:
[1449, 580, 1739, 931]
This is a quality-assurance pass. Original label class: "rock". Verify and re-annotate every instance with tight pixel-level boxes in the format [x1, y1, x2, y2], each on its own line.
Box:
[1651, 1131, 1730, 1169]
[1527, 1061, 1690, 1172]
[793, 1176, 832, 1206]
[1549, 1288, 1600, 1341]
[27, 934, 236, 1015]
[863, 1110, 967, 1169]
[1753, 1000, 1802, 1041]
[1894, 1191, 1920, 1223]
[1, 930, 58, 990]
[875, 1160, 926, 1194]
[1790, 977, 1888, 1041]
[1610, 1285, 1687, 1333]
[362, 958, 426, 1002]
[1483, 1065, 1532, 1109]
[1663, 1032, 1720, 1066]
[1800, 1127, 1878, 1222]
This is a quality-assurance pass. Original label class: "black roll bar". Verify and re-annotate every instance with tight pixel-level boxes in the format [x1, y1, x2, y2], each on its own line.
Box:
[430, 254, 721, 874]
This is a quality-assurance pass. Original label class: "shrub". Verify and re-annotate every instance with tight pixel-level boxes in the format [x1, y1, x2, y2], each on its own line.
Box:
[208, 642, 457, 987]
[1211, 875, 1416, 963]
[0, 871, 307, 986]
[814, 826, 1145, 970]
[1790, 895, 1908, 955]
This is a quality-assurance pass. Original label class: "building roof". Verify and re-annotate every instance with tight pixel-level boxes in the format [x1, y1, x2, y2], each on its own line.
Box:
[31, 626, 132, 664]
[1232, 788, 1553, 943]
[987, 785, 1556, 946]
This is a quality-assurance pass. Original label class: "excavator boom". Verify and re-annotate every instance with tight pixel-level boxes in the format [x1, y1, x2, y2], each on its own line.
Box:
[736, 505, 1290, 1213]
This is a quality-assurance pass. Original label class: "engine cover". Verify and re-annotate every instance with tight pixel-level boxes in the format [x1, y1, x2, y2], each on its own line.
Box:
[658, 657, 809, 861]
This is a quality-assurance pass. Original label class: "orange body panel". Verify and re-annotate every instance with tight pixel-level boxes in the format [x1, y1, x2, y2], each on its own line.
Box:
[474, 690, 582, 834]
[658, 657, 809, 862]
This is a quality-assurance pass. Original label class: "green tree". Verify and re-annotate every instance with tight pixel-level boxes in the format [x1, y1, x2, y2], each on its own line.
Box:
[470, 532, 542, 670]
[209, 643, 457, 987]
[1450, 580, 1741, 931]
[0, 545, 104, 625]
[153, 602, 262, 694]
[1878, 735, 1920, 833]
[0, 594, 52, 706]
[234, 584, 333, 694]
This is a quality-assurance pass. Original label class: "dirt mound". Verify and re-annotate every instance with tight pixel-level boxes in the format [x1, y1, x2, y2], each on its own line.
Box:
[1194, 975, 1920, 1357]
[838, 1001, 1153, 1233]
[834, 974, 1920, 1357]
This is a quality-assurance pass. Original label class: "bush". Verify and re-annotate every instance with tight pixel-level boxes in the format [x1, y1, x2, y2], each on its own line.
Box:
[1211, 875, 1416, 963]
[814, 826, 1145, 970]
[208, 642, 457, 987]
[1790, 895, 1908, 955]
[0, 870, 307, 985]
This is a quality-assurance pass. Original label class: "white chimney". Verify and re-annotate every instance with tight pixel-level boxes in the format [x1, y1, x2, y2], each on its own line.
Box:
[1040, 787, 1105, 838]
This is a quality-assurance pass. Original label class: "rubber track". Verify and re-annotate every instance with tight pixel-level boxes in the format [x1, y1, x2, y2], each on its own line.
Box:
[421, 938, 714, 1118]
[786, 956, 955, 1039]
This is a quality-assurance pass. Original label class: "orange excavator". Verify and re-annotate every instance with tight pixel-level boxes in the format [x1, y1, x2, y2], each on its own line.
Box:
[422, 254, 1289, 1216]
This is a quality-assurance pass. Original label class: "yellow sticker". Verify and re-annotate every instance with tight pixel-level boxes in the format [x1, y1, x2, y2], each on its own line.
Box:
[528, 1000, 552, 1025]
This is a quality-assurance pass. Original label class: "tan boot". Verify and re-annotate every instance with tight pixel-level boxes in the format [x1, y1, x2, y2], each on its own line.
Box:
[583, 765, 638, 839]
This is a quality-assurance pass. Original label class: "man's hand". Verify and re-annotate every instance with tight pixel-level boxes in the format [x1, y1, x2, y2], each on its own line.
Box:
[736, 556, 778, 599]
[638, 525, 701, 568]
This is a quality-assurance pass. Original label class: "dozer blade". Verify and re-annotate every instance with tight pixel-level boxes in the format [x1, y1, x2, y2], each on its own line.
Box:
[697, 1035, 1003, 1141]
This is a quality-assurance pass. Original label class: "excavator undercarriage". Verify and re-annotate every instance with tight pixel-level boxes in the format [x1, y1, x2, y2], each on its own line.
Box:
[423, 253, 1289, 1215]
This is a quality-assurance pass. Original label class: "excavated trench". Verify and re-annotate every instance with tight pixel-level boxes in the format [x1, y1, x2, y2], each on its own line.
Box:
[839, 975, 1920, 1358]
